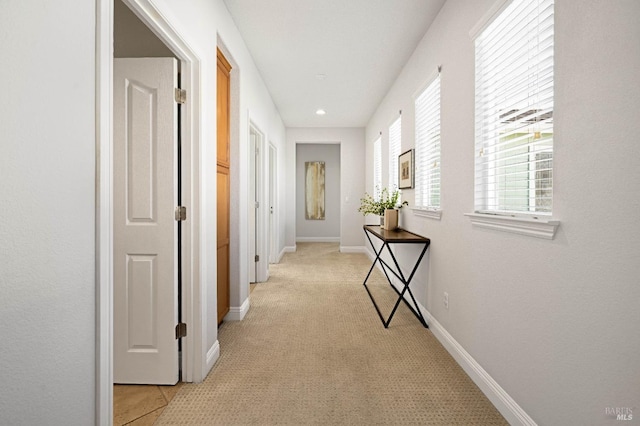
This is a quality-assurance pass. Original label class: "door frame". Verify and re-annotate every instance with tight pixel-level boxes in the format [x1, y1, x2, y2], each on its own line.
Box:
[96, 0, 204, 423]
[268, 143, 278, 264]
[248, 126, 257, 283]
[248, 121, 269, 283]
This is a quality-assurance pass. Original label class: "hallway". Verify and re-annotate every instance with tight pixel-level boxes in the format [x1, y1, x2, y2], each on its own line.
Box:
[4, 2, 639, 424]
[154, 243, 506, 425]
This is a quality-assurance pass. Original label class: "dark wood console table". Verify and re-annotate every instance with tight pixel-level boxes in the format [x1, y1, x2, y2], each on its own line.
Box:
[362, 225, 430, 328]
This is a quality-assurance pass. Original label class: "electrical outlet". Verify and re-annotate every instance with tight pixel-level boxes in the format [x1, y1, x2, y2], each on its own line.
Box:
[444, 292, 449, 310]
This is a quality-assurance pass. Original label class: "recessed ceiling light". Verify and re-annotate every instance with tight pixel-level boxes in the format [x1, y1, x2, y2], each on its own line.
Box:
[315, 74, 327, 81]
[316, 109, 326, 116]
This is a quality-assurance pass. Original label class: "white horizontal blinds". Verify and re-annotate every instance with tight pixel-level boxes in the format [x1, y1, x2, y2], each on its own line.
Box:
[415, 75, 441, 209]
[373, 136, 382, 199]
[474, 0, 554, 214]
[389, 116, 401, 189]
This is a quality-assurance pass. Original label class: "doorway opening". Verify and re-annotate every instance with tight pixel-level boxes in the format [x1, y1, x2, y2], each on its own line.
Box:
[295, 143, 341, 243]
[249, 124, 267, 283]
[268, 143, 278, 264]
[97, 0, 204, 422]
[113, 0, 183, 386]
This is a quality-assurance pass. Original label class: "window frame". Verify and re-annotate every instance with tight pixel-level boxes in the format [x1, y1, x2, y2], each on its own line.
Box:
[372, 135, 382, 200]
[468, 0, 559, 238]
[388, 115, 402, 189]
[413, 72, 442, 215]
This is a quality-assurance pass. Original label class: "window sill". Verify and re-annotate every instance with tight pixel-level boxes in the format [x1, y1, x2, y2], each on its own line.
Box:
[412, 207, 442, 220]
[464, 212, 559, 240]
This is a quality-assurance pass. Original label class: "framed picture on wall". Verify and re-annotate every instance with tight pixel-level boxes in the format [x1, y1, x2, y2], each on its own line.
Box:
[305, 161, 326, 220]
[398, 149, 414, 189]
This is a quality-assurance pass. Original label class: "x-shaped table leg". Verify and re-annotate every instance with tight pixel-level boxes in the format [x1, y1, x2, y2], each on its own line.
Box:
[363, 230, 429, 328]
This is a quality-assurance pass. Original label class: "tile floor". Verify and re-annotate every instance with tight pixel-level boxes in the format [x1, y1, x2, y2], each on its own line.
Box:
[113, 383, 183, 425]
[113, 284, 256, 425]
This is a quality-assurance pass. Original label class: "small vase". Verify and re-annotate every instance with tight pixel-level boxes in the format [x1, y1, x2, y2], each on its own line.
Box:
[379, 215, 385, 226]
[382, 209, 398, 230]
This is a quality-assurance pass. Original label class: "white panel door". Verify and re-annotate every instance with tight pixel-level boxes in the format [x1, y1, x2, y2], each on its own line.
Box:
[249, 131, 256, 283]
[114, 58, 179, 385]
[269, 144, 277, 264]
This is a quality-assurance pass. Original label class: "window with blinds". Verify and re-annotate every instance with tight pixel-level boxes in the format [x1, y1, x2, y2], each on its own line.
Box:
[389, 116, 401, 189]
[373, 136, 382, 199]
[415, 75, 441, 209]
[474, 0, 554, 215]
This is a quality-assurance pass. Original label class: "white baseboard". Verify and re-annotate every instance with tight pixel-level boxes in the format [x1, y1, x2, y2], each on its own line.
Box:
[279, 245, 296, 262]
[205, 340, 220, 375]
[364, 249, 535, 425]
[224, 297, 250, 321]
[295, 237, 340, 243]
[424, 310, 537, 426]
[339, 245, 366, 253]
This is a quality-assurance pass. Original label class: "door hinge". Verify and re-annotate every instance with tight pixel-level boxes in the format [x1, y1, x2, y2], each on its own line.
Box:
[175, 323, 187, 339]
[174, 88, 187, 104]
[255, 255, 259, 262]
[175, 206, 187, 221]
[255, 201, 259, 209]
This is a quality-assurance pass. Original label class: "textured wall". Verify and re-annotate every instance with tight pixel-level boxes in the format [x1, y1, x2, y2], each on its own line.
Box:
[0, 1, 96, 424]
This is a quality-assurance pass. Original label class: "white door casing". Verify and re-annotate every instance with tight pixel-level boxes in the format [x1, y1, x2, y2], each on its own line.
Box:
[113, 57, 179, 385]
[249, 124, 269, 282]
[249, 131, 256, 283]
[269, 143, 277, 264]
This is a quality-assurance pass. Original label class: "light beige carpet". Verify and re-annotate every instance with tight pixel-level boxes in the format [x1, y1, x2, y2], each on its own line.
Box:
[156, 243, 507, 425]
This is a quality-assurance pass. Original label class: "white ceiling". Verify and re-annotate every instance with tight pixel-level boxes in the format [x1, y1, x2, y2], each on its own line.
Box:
[223, 0, 446, 128]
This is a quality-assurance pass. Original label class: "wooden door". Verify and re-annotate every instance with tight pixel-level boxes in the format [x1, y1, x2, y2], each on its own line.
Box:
[113, 58, 179, 384]
[217, 49, 231, 325]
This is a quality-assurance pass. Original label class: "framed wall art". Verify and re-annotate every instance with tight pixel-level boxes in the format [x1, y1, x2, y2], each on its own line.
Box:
[398, 149, 414, 189]
[305, 161, 325, 220]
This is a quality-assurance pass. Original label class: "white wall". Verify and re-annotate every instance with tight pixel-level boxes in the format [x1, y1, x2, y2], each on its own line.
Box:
[286, 128, 365, 250]
[5, 0, 637, 423]
[0, 1, 96, 424]
[114, 0, 174, 57]
[2, 0, 287, 421]
[365, 0, 640, 424]
[296, 144, 341, 240]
